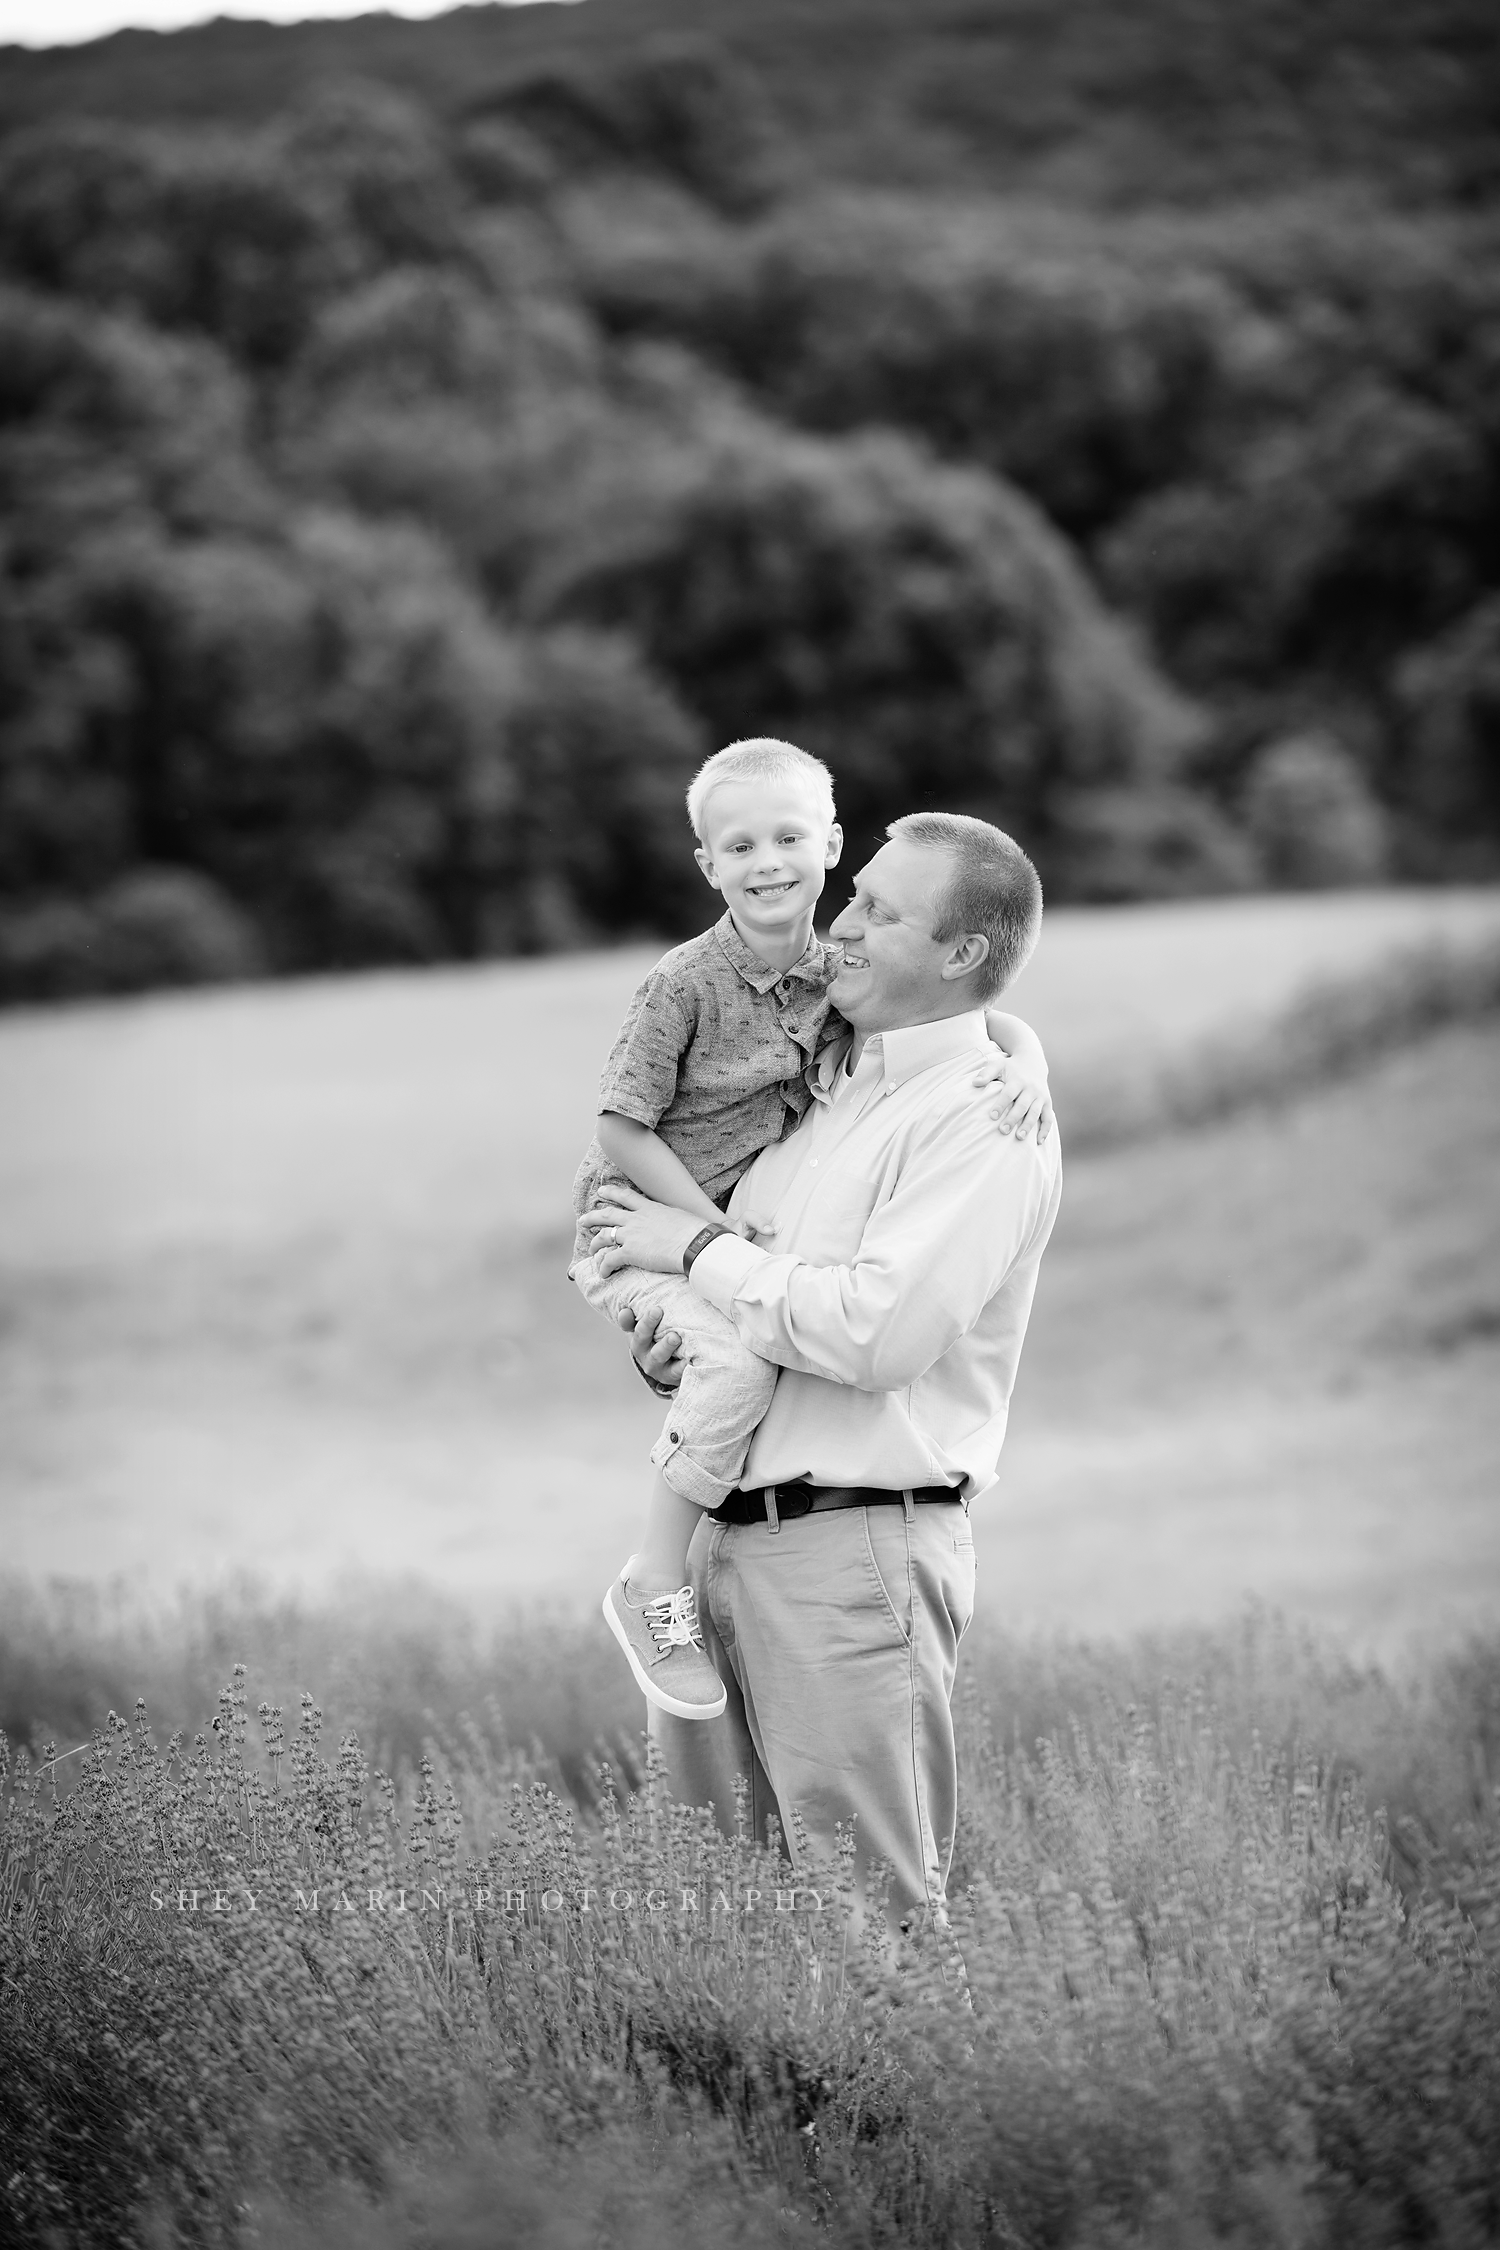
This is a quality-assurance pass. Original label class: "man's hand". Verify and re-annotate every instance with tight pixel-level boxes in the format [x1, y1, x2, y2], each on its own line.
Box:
[578, 1184, 705, 1276]
[617, 1301, 686, 1392]
[972, 1056, 1054, 1143]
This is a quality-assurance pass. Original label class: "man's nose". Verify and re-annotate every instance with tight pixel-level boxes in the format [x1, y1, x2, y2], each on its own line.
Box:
[829, 900, 857, 937]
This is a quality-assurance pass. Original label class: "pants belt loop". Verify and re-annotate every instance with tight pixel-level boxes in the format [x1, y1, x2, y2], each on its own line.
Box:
[902, 1488, 916, 1525]
[765, 1484, 780, 1535]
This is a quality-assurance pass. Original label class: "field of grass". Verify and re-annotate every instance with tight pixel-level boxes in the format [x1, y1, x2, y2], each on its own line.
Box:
[3, 1601, 1498, 2248]
[3, 888, 1500, 2246]
[2, 888, 1498, 1648]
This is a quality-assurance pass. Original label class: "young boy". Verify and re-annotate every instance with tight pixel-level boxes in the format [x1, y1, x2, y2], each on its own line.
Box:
[569, 740, 1052, 1721]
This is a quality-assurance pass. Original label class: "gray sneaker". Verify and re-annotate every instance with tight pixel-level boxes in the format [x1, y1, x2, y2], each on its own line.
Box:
[603, 1570, 727, 1721]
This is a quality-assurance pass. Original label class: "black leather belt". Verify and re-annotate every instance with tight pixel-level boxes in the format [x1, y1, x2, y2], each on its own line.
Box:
[708, 1481, 960, 1526]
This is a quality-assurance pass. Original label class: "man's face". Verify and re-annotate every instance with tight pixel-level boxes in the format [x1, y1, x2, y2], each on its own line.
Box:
[827, 836, 966, 1033]
[695, 778, 842, 949]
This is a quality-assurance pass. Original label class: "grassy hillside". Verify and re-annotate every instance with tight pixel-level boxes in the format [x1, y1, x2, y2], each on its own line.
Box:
[2, 909, 1498, 2250]
[2, 893, 1497, 1650]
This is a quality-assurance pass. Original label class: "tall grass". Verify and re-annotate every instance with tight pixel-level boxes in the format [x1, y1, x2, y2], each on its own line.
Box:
[3, 1596, 1497, 2247]
[1059, 932, 1500, 1148]
[0, 1573, 648, 1809]
[6, 1577, 1496, 1870]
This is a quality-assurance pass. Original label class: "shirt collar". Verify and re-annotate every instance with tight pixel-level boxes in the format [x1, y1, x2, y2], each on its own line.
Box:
[813, 1009, 991, 1099]
[713, 911, 830, 996]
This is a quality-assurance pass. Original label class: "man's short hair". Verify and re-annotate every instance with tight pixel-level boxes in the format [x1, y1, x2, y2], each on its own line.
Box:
[889, 812, 1042, 1002]
[687, 739, 837, 841]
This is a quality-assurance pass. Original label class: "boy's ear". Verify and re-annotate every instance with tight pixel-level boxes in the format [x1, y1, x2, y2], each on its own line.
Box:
[824, 822, 844, 867]
[694, 845, 723, 892]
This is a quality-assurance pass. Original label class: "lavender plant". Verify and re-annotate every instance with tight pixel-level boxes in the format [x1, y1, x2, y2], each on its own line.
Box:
[2, 1637, 1496, 2248]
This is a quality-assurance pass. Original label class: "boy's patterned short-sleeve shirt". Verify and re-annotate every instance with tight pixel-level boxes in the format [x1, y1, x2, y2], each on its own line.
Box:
[571, 913, 841, 1240]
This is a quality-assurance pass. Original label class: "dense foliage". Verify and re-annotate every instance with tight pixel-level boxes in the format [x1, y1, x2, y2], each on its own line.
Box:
[2, 1612, 1497, 2247]
[2, 0, 1498, 996]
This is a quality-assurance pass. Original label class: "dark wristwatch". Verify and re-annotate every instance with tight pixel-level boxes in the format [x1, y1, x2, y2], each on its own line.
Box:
[682, 1221, 731, 1276]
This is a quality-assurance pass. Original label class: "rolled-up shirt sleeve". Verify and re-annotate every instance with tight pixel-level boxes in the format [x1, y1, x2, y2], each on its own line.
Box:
[688, 1108, 1054, 1391]
[596, 970, 694, 1127]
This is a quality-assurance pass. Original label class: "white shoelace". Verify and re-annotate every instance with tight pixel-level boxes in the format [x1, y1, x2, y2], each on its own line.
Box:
[642, 1586, 706, 1656]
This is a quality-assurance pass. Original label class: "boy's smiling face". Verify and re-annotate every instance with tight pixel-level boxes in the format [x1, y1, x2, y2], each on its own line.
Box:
[695, 777, 843, 957]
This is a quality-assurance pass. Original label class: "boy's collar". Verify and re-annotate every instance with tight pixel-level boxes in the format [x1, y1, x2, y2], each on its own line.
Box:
[714, 912, 830, 994]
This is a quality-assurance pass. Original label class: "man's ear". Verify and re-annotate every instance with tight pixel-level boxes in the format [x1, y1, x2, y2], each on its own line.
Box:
[694, 845, 723, 892]
[823, 821, 844, 867]
[940, 931, 991, 984]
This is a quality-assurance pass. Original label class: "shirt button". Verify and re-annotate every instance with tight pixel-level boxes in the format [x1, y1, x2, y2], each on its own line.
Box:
[808, 1157, 819, 1168]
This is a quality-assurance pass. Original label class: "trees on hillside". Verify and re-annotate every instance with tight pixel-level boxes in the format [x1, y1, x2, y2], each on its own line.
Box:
[1, 43, 1497, 1001]
[570, 181, 1500, 871]
[526, 396, 1223, 892]
[0, 270, 708, 994]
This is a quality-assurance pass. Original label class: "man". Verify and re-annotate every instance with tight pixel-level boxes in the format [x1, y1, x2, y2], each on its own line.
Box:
[580, 812, 1062, 1927]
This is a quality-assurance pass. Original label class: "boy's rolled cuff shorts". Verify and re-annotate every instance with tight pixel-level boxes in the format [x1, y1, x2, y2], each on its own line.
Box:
[570, 1250, 778, 1510]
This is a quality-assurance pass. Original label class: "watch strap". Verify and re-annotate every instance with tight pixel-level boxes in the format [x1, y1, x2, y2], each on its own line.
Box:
[682, 1221, 731, 1276]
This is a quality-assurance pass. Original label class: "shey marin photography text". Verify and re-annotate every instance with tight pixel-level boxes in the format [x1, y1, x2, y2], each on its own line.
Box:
[147, 1881, 828, 1917]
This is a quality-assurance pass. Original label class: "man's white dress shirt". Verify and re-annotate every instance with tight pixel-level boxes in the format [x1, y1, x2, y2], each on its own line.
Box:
[687, 1009, 1062, 1499]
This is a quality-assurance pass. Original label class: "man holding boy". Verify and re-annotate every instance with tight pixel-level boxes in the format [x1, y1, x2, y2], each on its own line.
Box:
[582, 809, 1062, 1928]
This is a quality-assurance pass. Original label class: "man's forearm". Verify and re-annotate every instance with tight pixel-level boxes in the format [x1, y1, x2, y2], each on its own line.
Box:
[690, 1117, 1051, 1392]
[690, 1233, 977, 1391]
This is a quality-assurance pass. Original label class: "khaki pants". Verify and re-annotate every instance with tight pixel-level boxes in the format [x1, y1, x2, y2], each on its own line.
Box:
[650, 1500, 977, 1924]
[571, 1248, 778, 1508]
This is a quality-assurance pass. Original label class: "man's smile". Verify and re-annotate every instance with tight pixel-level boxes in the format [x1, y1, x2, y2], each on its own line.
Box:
[837, 948, 870, 972]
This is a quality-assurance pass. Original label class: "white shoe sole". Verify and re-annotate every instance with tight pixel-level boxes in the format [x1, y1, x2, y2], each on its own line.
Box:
[602, 1587, 728, 1721]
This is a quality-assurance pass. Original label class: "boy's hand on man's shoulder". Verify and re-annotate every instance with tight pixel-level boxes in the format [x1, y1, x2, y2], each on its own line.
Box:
[971, 1056, 1054, 1143]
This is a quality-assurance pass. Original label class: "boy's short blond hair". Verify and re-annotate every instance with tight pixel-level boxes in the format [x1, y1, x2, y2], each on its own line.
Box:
[687, 739, 837, 842]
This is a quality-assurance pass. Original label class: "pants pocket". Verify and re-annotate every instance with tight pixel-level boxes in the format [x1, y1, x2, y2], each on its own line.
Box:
[861, 1510, 914, 1648]
[946, 1532, 976, 1643]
